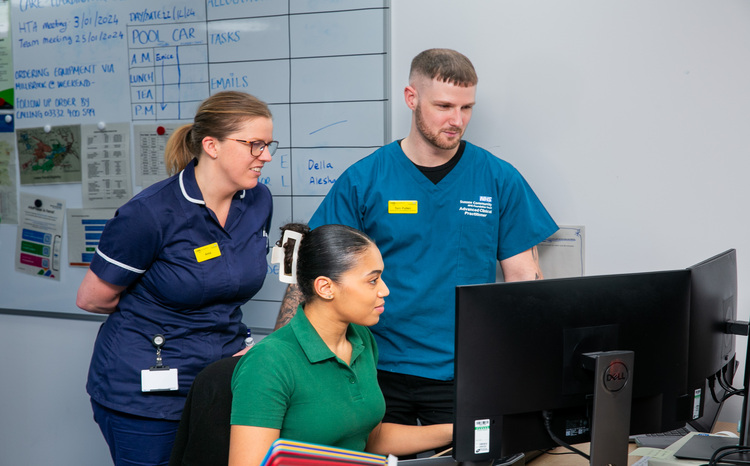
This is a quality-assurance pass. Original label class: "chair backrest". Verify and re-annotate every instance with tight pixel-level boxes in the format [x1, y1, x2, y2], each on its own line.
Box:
[169, 356, 241, 466]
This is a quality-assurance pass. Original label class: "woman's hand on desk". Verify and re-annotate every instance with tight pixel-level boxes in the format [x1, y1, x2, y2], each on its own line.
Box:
[366, 422, 453, 456]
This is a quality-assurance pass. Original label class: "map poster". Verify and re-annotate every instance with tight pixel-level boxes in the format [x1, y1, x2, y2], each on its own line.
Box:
[16, 124, 82, 185]
[15, 193, 65, 281]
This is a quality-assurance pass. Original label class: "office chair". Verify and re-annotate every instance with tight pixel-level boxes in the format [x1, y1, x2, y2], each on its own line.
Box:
[168, 355, 241, 466]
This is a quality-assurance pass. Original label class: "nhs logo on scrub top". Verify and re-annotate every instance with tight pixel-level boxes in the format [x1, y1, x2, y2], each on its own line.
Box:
[479, 196, 492, 203]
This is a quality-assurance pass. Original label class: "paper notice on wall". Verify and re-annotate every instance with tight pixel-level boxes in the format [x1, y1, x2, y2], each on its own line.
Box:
[0, 131, 17, 224]
[538, 225, 585, 279]
[133, 123, 177, 188]
[81, 122, 132, 209]
[15, 193, 65, 280]
[66, 207, 115, 267]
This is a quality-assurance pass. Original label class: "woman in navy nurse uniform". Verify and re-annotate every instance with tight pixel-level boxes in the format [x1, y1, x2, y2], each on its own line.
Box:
[76, 91, 277, 466]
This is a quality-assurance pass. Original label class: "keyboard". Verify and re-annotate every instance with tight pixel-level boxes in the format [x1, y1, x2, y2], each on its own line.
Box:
[631, 425, 693, 449]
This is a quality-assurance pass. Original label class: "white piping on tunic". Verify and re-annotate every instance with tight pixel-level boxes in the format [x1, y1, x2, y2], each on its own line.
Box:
[94, 170, 248, 275]
[179, 170, 205, 205]
[95, 248, 147, 274]
[178, 168, 246, 202]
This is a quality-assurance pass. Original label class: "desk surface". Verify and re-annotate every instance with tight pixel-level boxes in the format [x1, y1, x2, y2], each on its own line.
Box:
[527, 422, 738, 465]
[526, 444, 639, 465]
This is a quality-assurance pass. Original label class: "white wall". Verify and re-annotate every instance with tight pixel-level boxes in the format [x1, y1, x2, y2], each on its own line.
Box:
[2, 1, 749, 463]
[392, 0, 750, 274]
[0, 313, 112, 466]
[390, 0, 750, 423]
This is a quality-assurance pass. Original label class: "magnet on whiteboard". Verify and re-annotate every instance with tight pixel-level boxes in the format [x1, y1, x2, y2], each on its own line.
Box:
[44, 124, 51, 133]
[97, 121, 106, 130]
[156, 126, 166, 136]
[4, 115, 11, 124]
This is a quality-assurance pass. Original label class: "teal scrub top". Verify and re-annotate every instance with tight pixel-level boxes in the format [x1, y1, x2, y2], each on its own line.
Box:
[309, 140, 558, 380]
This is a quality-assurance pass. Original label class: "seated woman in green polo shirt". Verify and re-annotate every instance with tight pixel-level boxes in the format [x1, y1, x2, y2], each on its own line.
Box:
[229, 223, 452, 465]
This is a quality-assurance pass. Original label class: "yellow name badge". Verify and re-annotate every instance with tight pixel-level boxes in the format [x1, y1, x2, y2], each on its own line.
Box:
[194, 242, 221, 263]
[388, 200, 418, 214]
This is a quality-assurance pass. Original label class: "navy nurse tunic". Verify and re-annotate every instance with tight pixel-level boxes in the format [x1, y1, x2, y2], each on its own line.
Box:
[86, 159, 272, 420]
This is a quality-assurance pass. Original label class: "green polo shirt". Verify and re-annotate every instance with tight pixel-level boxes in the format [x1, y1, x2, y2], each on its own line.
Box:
[231, 307, 386, 452]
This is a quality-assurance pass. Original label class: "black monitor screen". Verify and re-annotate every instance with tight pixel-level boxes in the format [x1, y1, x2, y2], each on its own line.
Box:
[686, 249, 737, 423]
[453, 270, 692, 462]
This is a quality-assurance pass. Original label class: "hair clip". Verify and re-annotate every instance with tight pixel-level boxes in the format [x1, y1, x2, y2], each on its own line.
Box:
[270, 230, 303, 284]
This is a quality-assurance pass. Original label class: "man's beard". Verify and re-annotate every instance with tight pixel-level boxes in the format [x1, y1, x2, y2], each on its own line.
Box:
[415, 104, 463, 151]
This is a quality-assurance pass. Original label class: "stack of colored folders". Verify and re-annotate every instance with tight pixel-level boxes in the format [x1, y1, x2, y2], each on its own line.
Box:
[260, 439, 398, 466]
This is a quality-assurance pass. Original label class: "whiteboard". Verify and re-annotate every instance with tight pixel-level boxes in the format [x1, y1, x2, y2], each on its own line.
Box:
[1, 0, 390, 327]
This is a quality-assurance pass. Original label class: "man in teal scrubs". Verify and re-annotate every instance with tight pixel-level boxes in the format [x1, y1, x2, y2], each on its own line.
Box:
[275, 48, 558, 435]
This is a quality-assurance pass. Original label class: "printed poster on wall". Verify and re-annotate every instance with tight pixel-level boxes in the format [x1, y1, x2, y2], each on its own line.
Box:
[133, 123, 175, 188]
[537, 225, 585, 279]
[81, 122, 132, 208]
[0, 0, 12, 111]
[16, 124, 82, 185]
[66, 207, 115, 267]
[15, 193, 65, 280]
[0, 131, 17, 223]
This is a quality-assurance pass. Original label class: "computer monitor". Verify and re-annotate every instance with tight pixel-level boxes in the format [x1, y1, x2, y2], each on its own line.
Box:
[686, 249, 738, 423]
[453, 269, 692, 463]
[666, 250, 745, 461]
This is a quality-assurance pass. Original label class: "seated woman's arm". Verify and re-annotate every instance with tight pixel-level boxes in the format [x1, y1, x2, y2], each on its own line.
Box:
[228, 425, 280, 466]
[365, 422, 453, 457]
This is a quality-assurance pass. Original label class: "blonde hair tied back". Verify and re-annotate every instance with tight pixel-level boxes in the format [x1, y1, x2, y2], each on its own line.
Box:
[164, 91, 273, 175]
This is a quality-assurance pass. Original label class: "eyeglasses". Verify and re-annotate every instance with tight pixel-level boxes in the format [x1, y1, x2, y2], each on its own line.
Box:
[226, 138, 279, 157]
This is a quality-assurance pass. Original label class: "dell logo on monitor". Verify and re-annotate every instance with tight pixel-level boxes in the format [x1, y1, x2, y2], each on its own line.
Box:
[603, 361, 629, 392]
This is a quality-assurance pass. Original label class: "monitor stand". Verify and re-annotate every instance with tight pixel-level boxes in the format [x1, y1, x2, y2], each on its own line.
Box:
[583, 350, 634, 466]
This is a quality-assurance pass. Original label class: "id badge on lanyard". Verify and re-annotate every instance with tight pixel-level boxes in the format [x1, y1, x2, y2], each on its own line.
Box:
[141, 334, 179, 392]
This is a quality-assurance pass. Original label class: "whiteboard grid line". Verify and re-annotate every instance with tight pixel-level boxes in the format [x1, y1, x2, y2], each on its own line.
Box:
[205, 7, 389, 23]
[208, 51, 387, 66]
[286, 0, 296, 218]
[268, 99, 389, 106]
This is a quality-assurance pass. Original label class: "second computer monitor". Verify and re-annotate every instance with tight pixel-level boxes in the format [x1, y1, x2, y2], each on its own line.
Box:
[454, 269, 692, 463]
[686, 249, 738, 422]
